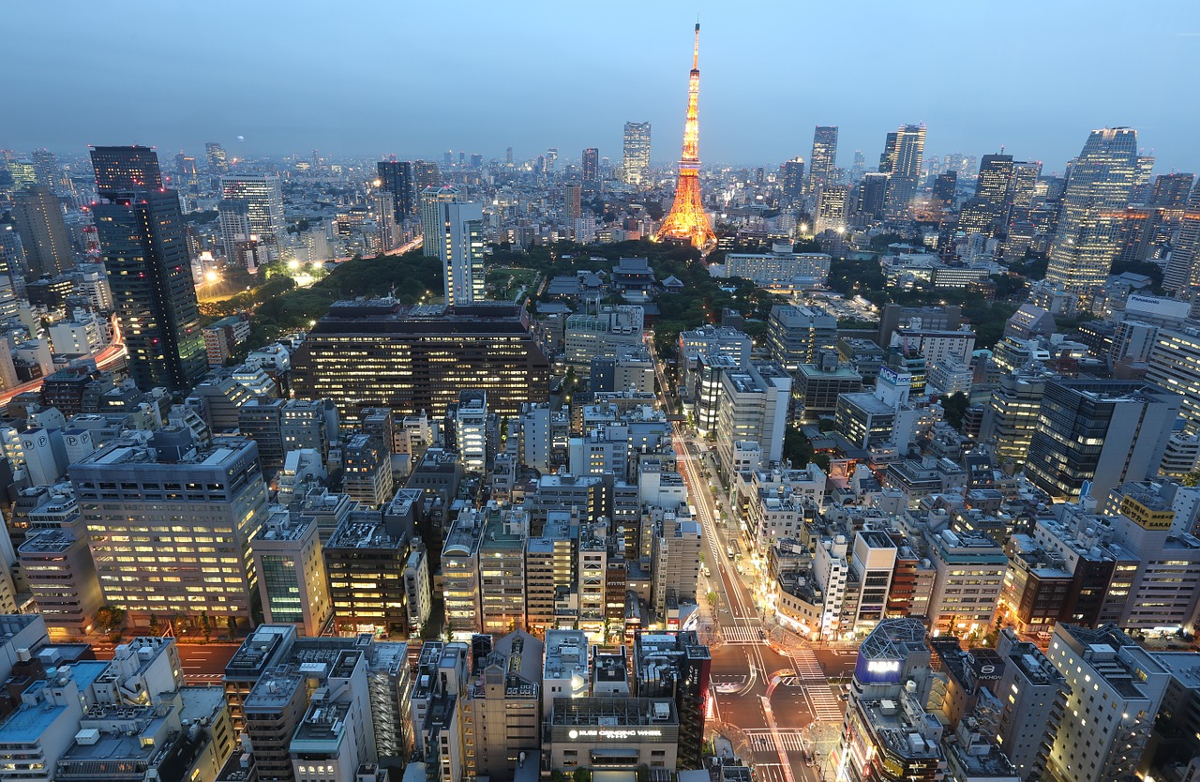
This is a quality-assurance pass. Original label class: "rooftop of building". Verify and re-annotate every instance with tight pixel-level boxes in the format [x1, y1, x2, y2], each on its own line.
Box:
[727, 372, 762, 395]
[860, 618, 928, 663]
[545, 630, 590, 680]
[697, 353, 743, 369]
[537, 472, 604, 489]
[928, 529, 1007, 564]
[442, 510, 486, 557]
[858, 698, 943, 760]
[1057, 624, 1169, 701]
[549, 696, 678, 727]
[679, 324, 750, 341]
[72, 432, 254, 470]
[635, 631, 710, 664]
[244, 666, 304, 710]
[796, 362, 863, 380]
[179, 684, 228, 723]
[326, 510, 404, 551]
[226, 625, 296, 678]
[860, 530, 897, 550]
[311, 299, 530, 331]
[1003, 641, 1065, 687]
[0, 680, 68, 744]
[945, 740, 1017, 778]
[771, 304, 836, 324]
[1149, 651, 1200, 686]
[292, 699, 350, 749]
[0, 614, 48, 640]
[253, 511, 316, 544]
[18, 528, 79, 554]
[473, 631, 543, 700]
[61, 705, 177, 765]
[387, 487, 424, 514]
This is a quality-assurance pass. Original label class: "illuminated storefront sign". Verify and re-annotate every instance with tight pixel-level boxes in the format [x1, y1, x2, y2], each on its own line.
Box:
[568, 728, 664, 740]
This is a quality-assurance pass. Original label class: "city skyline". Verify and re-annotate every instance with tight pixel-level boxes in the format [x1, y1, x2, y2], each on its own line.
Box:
[3, 1, 1199, 171]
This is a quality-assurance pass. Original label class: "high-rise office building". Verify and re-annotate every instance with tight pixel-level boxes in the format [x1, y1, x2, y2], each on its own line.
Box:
[12, 185, 75, 277]
[858, 172, 891, 220]
[420, 184, 457, 257]
[374, 190, 397, 252]
[879, 132, 897, 172]
[993, 630, 1068, 781]
[1045, 128, 1140, 298]
[931, 171, 957, 210]
[1150, 172, 1194, 208]
[91, 146, 206, 390]
[848, 148, 866, 183]
[622, 121, 651, 186]
[958, 153, 1013, 235]
[251, 509, 332, 638]
[1024, 379, 1179, 501]
[1147, 327, 1200, 434]
[91, 144, 163, 191]
[807, 125, 838, 191]
[71, 431, 268, 629]
[292, 299, 550, 423]
[881, 124, 926, 219]
[1008, 160, 1042, 213]
[377, 160, 415, 218]
[766, 304, 838, 369]
[1046, 624, 1169, 782]
[205, 142, 229, 174]
[421, 186, 484, 306]
[582, 148, 599, 182]
[781, 157, 805, 204]
[31, 149, 60, 192]
[1163, 183, 1200, 293]
[218, 198, 263, 271]
[413, 160, 442, 192]
[564, 184, 582, 222]
[220, 174, 286, 262]
[815, 185, 850, 234]
[465, 631, 543, 780]
[324, 508, 413, 636]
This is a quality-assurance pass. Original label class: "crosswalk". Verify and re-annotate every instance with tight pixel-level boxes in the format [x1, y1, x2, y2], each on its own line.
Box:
[745, 729, 806, 753]
[722, 626, 763, 643]
[791, 648, 824, 680]
[805, 685, 844, 721]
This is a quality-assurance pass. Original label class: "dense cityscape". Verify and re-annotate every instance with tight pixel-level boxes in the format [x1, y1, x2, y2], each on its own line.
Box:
[1, 6, 1200, 782]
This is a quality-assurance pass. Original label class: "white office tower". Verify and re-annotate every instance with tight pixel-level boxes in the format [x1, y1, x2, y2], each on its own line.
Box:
[421, 186, 484, 305]
[220, 174, 287, 263]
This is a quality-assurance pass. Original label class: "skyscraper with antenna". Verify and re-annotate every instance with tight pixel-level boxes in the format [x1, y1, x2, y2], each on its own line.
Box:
[656, 23, 716, 250]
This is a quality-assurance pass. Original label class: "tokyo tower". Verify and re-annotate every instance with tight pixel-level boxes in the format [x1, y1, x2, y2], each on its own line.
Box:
[655, 23, 716, 250]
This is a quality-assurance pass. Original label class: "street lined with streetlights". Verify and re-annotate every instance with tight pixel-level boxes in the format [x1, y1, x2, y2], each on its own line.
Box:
[646, 334, 849, 782]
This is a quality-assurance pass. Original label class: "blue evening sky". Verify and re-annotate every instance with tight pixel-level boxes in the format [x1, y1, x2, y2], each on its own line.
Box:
[4, 0, 1198, 173]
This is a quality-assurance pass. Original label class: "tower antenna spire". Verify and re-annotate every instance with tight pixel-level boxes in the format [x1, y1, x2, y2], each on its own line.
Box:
[693, 20, 700, 70]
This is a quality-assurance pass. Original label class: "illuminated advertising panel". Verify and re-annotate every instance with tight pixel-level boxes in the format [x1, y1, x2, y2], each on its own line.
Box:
[854, 655, 904, 684]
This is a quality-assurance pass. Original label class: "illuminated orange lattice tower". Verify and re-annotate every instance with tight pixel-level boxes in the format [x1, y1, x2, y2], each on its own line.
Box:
[656, 23, 716, 250]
